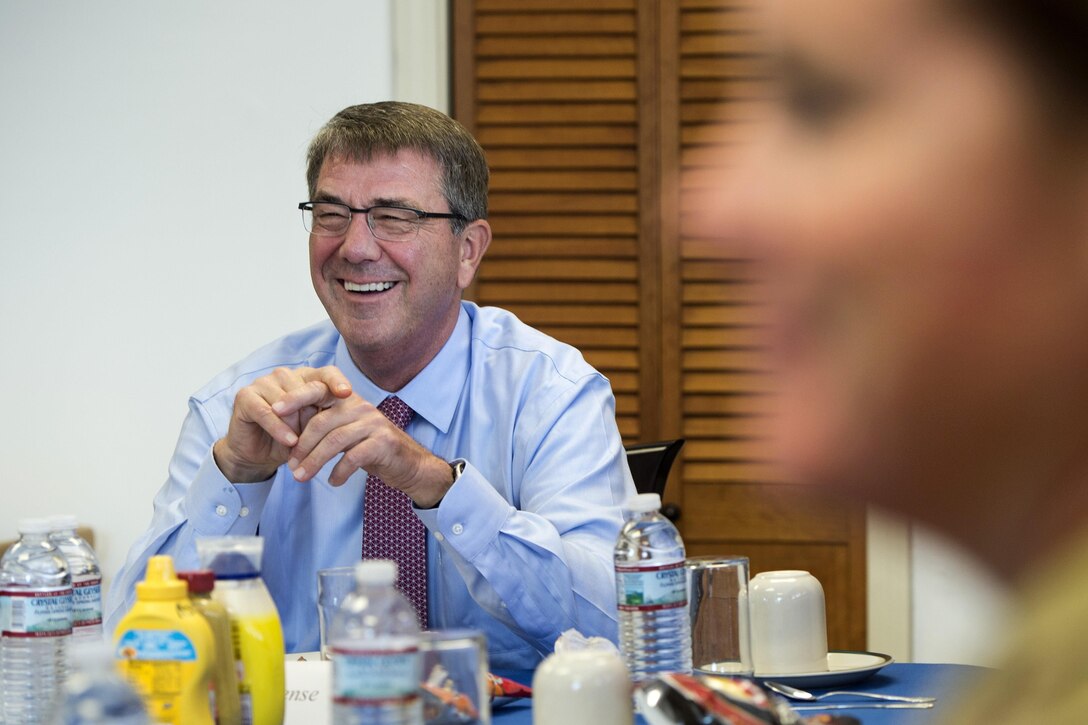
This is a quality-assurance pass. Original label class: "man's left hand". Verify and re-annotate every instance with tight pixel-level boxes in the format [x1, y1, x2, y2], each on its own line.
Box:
[281, 393, 454, 507]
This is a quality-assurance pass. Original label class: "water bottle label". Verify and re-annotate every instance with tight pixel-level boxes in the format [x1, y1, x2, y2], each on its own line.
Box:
[73, 577, 103, 627]
[615, 561, 688, 611]
[331, 645, 421, 705]
[0, 586, 74, 636]
[116, 629, 198, 661]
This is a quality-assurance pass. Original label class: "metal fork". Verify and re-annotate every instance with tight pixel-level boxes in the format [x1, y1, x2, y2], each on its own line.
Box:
[764, 680, 936, 704]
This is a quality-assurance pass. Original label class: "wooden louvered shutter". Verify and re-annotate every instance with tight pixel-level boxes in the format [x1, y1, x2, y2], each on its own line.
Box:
[454, 0, 648, 442]
[454, 0, 867, 650]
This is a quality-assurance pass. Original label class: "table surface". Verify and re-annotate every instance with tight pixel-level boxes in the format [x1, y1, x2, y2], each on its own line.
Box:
[492, 663, 985, 724]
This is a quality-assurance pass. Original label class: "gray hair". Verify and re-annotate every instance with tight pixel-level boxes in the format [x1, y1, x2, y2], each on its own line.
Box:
[306, 102, 489, 233]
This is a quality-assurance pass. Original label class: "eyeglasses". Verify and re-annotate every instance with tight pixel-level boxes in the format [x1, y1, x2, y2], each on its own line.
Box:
[298, 201, 466, 242]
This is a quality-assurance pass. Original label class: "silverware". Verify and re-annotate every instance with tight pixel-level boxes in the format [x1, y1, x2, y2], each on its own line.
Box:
[791, 702, 935, 711]
[764, 680, 936, 704]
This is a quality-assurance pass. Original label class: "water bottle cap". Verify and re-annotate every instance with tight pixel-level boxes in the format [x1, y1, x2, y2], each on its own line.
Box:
[136, 555, 188, 600]
[17, 517, 53, 535]
[66, 638, 120, 669]
[624, 493, 662, 513]
[176, 569, 216, 594]
[355, 559, 397, 586]
[48, 514, 79, 531]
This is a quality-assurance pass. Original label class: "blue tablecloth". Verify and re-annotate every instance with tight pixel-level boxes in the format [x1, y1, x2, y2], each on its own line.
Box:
[492, 663, 985, 724]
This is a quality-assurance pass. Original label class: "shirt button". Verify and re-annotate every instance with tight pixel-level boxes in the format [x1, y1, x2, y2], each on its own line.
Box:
[451, 523, 464, 535]
[239, 506, 250, 518]
[215, 505, 228, 517]
[434, 531, 445, 543]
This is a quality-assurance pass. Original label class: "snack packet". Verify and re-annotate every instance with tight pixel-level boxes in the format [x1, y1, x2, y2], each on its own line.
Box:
[638, 673, 860, 725]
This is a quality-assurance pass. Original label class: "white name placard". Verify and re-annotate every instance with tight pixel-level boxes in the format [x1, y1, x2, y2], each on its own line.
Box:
[284, 656, 332, 725]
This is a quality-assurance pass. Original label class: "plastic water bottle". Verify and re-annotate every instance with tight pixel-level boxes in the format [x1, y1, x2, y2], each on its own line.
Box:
[614, 493, 692, 683]
[50, 641, 148, 724]
[0, 517, 74, 724]
[48, 516, 103, 644]
[329, 560, 422, 725]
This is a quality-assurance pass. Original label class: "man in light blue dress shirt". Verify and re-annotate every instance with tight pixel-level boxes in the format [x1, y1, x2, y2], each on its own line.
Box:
[104, 102, 635, 667]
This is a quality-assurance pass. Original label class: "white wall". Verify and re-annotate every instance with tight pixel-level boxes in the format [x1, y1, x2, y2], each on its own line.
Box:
[0, 0, 398, 595]
[868, 510, 1012, 666]
[910, 526, 1012, 665]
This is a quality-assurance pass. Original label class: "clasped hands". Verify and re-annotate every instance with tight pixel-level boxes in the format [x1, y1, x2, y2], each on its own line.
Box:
[212, 366, 452, 507]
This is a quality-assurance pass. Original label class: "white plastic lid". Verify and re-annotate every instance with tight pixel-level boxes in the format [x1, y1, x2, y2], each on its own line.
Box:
[355, 559, 397, 586]
[66, 638, 117, 669]
[624, 493, 662, 513]
[17, 517, 52, 535]
[195, 535, 263, 577]
[49, 514, 79, 531]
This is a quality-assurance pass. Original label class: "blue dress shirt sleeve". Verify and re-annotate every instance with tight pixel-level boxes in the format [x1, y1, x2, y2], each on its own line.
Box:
[103, 395, 275, 634]
[414, 364, 631, 657]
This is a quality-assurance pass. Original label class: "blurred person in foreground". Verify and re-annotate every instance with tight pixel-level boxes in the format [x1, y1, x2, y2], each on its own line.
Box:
[106, 102, 634, 666]
[705, 0, 1088, 721]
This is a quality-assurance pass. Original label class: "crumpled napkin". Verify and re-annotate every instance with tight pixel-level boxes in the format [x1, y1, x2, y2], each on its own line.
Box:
[553, 627, 622, 655]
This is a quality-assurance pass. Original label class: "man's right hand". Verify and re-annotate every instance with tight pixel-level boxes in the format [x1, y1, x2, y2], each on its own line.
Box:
[212, 366, 352, 483]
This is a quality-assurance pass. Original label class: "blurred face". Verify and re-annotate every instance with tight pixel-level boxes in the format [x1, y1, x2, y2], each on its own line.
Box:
[310, 151, 487, 387]
[711, 0, 1088, 533]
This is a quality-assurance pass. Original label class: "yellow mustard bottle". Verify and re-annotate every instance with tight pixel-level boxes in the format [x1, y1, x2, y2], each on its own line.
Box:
[197, 536, 286, 725]
[179, 569, 243, 725]
[114, 555, 215, 724]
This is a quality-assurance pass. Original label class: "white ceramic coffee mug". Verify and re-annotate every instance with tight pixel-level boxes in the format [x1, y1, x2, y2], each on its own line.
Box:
[532, 648, 632, 725]
[749, 570, 828, 675]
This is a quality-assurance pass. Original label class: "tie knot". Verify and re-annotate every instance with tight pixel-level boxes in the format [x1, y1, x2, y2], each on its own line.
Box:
[377, 395, 414, 431]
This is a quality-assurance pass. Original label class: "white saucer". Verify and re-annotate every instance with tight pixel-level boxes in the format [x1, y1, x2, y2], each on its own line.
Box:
[751, 651, 894, 688]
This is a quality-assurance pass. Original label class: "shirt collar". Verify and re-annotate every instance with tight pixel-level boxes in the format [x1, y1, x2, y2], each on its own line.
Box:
[333, 304, 470, 435]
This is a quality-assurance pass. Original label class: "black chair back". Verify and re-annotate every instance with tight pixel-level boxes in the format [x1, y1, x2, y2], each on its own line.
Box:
[624, 439, 685, 497]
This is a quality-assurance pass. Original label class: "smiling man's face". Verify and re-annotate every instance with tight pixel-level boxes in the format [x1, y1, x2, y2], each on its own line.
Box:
[309, 150, 471, 387]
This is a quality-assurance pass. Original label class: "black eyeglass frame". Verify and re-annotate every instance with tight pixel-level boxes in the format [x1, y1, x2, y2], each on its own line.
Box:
[298, 201, 467, 239]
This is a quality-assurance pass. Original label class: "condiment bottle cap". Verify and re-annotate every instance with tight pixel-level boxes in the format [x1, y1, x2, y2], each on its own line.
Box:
[177, 569, 216, 594]
[136, 555, 187, 601]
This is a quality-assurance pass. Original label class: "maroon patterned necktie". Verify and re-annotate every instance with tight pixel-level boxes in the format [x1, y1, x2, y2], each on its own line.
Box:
[361, 395, 428, 628]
